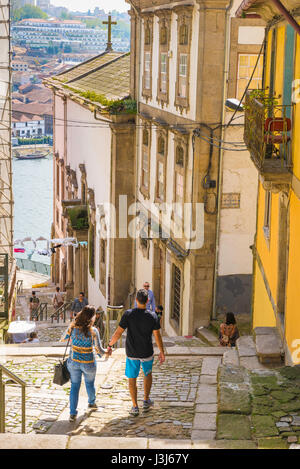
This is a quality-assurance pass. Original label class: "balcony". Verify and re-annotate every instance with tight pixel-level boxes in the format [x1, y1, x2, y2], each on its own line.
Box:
[244, 90, 292, 187]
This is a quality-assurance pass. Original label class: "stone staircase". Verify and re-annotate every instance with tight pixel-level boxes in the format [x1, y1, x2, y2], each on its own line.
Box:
[222, 328, 284, 370]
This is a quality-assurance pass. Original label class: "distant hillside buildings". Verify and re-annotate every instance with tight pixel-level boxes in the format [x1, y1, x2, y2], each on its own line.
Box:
[12, 17, 130, 53]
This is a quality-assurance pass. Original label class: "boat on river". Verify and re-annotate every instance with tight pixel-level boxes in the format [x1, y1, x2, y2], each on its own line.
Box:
[14, 149, 49, 160]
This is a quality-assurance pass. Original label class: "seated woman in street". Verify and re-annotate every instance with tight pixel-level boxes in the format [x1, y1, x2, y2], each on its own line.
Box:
[219, 312, 240, 347]
[61, 305, 108, 422]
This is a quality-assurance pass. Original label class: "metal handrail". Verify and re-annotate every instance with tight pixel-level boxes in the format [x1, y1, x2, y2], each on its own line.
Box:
[32, 302, 48, 321]
[0, 364, 26, 434]
[50, 301, 72, 324]
[105, 305, 124, 348]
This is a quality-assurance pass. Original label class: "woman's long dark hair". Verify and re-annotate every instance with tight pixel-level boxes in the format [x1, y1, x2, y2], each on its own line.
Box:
[74, 306, 95, 337]
[225, 312, 236, 325]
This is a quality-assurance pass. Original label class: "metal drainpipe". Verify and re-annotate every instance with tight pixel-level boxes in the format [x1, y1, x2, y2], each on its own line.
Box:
[211, 0, 233, 320]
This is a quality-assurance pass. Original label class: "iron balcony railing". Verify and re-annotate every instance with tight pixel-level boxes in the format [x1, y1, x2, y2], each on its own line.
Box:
[244, 91, 293, 174]
[0, 364, 26, 434]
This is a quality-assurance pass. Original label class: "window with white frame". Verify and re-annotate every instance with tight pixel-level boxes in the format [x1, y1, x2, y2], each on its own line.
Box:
[160, 53, 167, 94]
[144, 51, 151, 90]
[179, 54, 187, 98]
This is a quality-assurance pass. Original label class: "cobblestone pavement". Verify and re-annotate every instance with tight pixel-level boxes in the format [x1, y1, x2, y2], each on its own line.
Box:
[72, 357, 202, 440]
[2, 357, 71, 434]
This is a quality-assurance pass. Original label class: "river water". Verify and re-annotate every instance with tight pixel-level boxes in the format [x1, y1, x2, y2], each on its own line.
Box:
[12, 153, 53, 265]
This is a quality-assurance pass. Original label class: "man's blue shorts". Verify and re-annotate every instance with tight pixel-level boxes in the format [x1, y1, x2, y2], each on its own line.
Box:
[125, 357, 154, 379]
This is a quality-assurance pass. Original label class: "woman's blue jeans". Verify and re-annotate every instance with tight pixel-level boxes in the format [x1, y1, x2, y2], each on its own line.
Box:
[67, 358, 97, 416]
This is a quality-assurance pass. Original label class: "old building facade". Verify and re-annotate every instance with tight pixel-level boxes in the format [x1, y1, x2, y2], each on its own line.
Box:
[128, 0, 264, 335]
[237, 0, 300, 363]
[45, 51, 136, 310]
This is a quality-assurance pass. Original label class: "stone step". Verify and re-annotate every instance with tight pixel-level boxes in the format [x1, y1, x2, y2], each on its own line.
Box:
[222, 348, 239, 367]
[196, 327, 220, 346]
[254, 327, 283, 364]
[236, 336, 257, 358]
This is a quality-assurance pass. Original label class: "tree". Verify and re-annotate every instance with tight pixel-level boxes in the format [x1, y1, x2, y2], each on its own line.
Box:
[12, 4, 48, 22]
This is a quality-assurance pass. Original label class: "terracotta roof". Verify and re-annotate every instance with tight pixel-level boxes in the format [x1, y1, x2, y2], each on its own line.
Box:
[12, 102, 53, 117]
[12, 113, 43, 122]
[48, 51, 130, 102]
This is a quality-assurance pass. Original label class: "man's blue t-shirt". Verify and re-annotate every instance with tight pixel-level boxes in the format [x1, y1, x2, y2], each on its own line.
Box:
[119, 308, 161, 359]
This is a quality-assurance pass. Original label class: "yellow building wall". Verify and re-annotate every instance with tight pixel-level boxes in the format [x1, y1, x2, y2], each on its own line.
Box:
[253, 259, 276, 329]
[292, 33, 300, 180]
[285, 192, 300, 363]
[274, 26, 285, 102]
[255, 182, 279, 302]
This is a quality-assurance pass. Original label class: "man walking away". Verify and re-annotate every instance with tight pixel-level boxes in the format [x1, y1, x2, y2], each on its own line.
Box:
[70, 292, 88, 320]
[107, 288, 165, 416]
[134, 282, 156, 312]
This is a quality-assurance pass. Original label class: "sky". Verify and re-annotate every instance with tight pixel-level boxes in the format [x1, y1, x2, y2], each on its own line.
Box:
[50, 0, 129, 13]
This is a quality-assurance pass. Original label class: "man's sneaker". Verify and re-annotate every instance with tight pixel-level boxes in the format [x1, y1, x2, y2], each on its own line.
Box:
[69, 415, 76, 422]
[143, 399, 154, 412]
[88, 403, 98, 409]
[129, 406, 139, 417]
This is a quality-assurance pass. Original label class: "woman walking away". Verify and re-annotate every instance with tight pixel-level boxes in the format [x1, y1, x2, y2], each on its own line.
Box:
[219, 312, 240, 347]
[61, 305, 107, 422]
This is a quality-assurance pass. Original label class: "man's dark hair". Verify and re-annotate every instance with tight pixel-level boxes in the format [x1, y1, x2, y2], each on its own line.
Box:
[136, 288, 148, 305]
[32, 291, 36, 295]
[56, 286, 60, 292]
[157, 305, 164, 312]
[79, 292, 84, 296]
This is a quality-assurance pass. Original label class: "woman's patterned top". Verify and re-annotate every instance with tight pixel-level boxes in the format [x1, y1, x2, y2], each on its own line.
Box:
[62, 325, 106, 364]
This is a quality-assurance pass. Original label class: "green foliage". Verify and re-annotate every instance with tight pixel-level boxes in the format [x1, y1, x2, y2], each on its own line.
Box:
[62, 84, 137, 115]
[248, 89, 279, 108]
[67, 206, 89, 231]
[17, 136, 52, 145]
[12, 4, 48, 22]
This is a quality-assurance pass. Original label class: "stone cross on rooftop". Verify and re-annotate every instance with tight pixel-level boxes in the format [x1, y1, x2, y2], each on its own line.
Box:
[102, 13, 117, 52]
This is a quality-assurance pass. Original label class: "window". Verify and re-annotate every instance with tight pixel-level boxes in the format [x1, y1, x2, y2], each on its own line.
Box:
[264, 191, 272, 232]
[237, 54, 263, 101]
[157, 160, 164, 201]
[179, 24, 188, 45]
[172, 265, 181, 326]
[142, 16, 153, 98]
[174, 7, 193, 109]
[158, 136, 165, 155]
[142, 148, 149, 189]
[141, 126, 151, 196]
[175, 172, 184, 218]
[160, 53, 167, 93]
[263, 190, 271, 241]
[144, 52, 151, 90]
[160, 25, 167, 45]
[176, 145, 184, 166]
[179, 54, 187, 98]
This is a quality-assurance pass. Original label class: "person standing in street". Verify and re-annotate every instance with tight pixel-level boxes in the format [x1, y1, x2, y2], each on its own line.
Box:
[53, 286, 64, 319]
[61, 305, 108, 422]
[134, 282, 156, 312]
[29, 291, 40, 320]
[107, 288, 165, 416]
[70, 291, 88, 320]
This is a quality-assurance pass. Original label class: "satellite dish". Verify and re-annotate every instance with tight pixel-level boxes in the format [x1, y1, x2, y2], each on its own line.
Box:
[225, 98, 244, 111]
